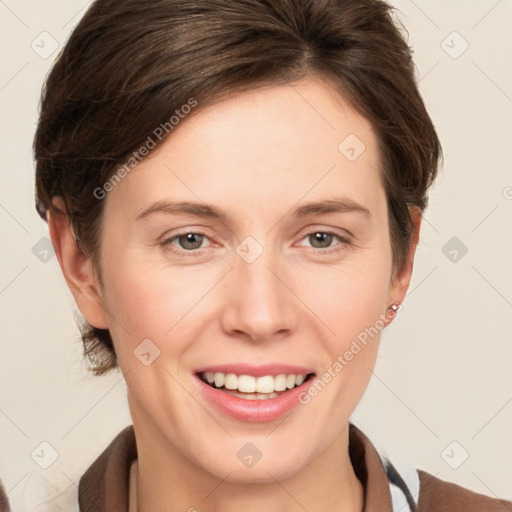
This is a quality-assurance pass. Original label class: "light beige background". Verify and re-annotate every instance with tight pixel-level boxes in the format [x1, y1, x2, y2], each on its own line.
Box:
[1, 0, 511, 509]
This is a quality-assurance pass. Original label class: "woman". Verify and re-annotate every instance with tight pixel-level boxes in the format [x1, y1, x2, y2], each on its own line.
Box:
[6, 0, 508, 510]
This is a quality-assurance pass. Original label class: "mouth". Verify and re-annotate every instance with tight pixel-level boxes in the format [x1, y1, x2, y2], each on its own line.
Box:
[197, 371, 316, 400]
[194, 365, 317, 422]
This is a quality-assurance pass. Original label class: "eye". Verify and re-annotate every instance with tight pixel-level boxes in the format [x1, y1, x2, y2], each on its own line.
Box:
[299, 230, 351, 253]
[160, 229, 351, 257]
[161, 231, 211, 254]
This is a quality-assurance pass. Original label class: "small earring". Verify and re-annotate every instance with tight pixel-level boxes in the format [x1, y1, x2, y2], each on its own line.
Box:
[387, 303, 400, 313]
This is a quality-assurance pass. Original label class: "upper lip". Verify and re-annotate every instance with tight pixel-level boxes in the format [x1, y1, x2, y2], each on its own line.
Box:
[195, 363, 315, 377]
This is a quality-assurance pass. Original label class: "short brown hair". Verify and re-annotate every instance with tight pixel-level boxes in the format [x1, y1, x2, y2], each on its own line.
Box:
[34, 0, 442, 375]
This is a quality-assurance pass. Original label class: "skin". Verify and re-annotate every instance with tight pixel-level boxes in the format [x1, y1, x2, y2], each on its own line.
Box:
[49, 76, 421, 512]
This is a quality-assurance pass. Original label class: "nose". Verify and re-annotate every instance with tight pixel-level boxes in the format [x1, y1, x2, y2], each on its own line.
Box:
[219, 244, 297, 344]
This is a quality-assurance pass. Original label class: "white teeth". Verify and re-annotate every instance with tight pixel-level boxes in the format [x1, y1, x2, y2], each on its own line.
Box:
[214, 372, 225, 388]
[238, 375, 256, 393]
[222, 389, 280, 400]
[274, 374, 287, 392]
[256, 375, 274, 393]
[286, 374, 296, 389]
[201, 371, 309, 394]
[224, 373, 238, 390]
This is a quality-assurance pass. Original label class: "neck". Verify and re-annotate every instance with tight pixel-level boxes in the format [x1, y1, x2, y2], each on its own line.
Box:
[131, 421, 364, 512]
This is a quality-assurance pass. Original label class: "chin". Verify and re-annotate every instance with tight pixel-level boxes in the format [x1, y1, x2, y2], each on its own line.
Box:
[195, 440, 314, 484]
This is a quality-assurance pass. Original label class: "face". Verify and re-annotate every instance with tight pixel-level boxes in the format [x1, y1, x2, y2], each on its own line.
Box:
[69, 77, 413, 482]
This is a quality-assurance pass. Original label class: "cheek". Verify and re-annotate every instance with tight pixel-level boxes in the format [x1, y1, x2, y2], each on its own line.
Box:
[296, 269, 389, 430]
[298, 256, 392, 342]
[295, 252, 391, 403]
[98, 252, 206, 363]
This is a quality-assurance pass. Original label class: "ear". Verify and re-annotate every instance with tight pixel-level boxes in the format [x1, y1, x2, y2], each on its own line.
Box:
[386, 206, 422, 319]
[47, 197, 109, 329]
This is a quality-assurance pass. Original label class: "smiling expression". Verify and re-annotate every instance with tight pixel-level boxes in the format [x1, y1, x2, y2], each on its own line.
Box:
[86, 76, 411, 482]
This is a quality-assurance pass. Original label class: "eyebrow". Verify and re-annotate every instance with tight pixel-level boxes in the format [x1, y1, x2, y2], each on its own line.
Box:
[135, 198, 371, 222]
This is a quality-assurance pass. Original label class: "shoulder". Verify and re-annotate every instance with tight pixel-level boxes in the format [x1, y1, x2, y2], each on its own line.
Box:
[379, 451, 511, 512]
[0, 478, 11, 512]
[78, 425, 137, 512]
[416, 470, 512, 512]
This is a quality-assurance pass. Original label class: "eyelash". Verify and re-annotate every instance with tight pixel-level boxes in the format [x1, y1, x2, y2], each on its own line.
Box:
[160, 229, 352, 257]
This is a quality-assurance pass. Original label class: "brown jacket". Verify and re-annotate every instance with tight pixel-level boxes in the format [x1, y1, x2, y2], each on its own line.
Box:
[77, 424, 512, 511]
[1, 424, 510, 511]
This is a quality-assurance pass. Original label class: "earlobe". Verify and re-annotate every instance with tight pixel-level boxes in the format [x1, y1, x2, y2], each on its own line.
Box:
[47, 197, 109, 329]
[386, 207, 422, 320]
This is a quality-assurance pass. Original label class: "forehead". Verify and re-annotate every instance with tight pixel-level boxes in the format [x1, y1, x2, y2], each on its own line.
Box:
[103, 77, 384, 223]
[163, 76, 378, 168]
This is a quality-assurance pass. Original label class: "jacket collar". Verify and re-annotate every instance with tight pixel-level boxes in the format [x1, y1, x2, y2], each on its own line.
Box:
[78, 423, 393, 511]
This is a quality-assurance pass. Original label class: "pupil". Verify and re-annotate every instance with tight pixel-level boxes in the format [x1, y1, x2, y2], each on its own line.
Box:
[180, 233, 202, 250]
[312, 232, 331, 248]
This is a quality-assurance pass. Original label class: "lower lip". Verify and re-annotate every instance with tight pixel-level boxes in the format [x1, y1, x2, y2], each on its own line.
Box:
[195, 375, 314, 423]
